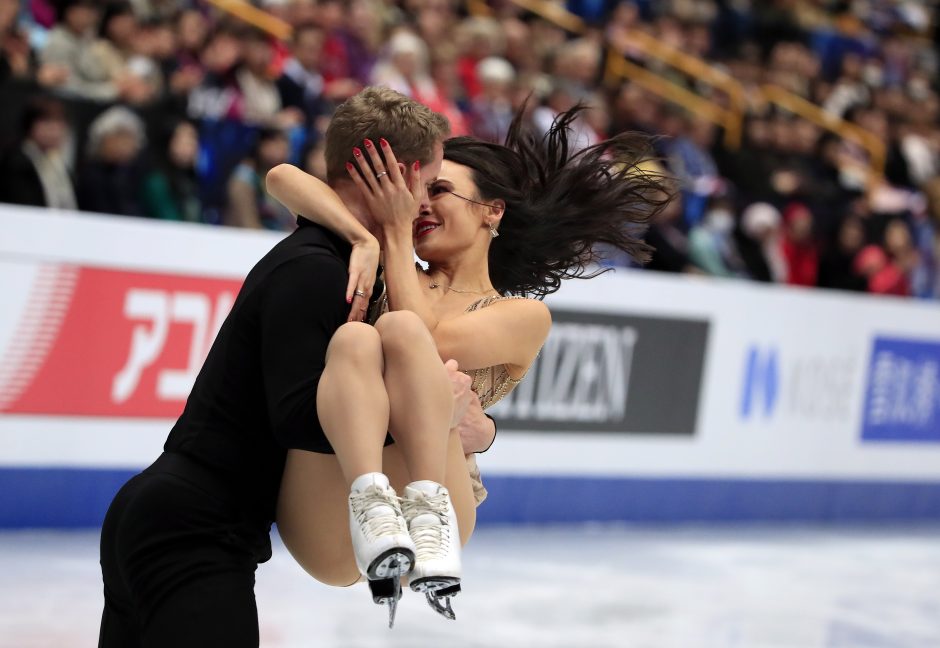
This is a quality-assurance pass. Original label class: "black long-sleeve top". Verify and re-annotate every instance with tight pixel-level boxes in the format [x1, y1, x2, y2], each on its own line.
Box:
[164, 219, 349, 532]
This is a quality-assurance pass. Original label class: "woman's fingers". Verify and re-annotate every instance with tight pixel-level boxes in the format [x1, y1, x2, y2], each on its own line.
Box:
[362, 139, 388, 186]
[345, 159, 372, 196]
[347, 294, 369, 322]
[407, 160, 422, 201]
[345, 271, 358, 304]
[377, 138, 406, 187]
[351, 146, 379, 194]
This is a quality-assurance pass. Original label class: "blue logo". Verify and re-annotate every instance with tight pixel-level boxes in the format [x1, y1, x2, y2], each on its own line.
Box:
[740, 346, 779, 419]
[862, 337, 940, 442]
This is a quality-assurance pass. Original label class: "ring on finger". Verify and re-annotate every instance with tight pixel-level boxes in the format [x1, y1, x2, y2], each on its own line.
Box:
[375, 171, 388, 180]
[354, 289, 366, 297]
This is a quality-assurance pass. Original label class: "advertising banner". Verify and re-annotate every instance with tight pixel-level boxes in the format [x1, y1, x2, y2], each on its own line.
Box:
[2, 205, 940, 526]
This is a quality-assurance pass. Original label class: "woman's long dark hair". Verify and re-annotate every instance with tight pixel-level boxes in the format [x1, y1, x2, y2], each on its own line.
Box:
[443, 107, 671, 298]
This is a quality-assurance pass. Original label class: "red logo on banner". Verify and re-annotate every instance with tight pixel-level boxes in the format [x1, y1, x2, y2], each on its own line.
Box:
[2, 265, 241, 418]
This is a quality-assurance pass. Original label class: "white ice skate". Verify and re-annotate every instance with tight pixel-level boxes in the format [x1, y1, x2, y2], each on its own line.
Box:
[401, 480, 462, 620]
[348, 472, 416, 628]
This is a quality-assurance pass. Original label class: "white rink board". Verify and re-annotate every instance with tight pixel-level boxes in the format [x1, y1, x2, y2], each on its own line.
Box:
[1, 205, 939, 526]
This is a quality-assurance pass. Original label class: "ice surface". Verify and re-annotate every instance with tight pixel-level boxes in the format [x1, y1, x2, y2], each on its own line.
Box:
[2, 525, 939, 648]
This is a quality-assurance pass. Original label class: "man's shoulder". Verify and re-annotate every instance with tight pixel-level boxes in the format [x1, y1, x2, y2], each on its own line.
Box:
[245, 223, 348, 287]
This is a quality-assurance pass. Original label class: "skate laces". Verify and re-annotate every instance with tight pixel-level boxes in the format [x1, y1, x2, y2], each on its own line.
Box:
[402, 492, 451, 559]
[350, 487, 407, 541]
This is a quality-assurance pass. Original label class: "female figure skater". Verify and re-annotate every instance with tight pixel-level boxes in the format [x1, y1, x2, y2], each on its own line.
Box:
[267, 108, 668, 623]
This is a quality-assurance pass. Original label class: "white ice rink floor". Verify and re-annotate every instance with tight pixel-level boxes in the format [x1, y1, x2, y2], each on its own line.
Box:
[2, 525, 939, 648]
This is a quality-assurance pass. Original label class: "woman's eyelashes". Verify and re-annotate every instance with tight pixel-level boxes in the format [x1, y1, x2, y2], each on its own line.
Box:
[428, 182, 451, 197]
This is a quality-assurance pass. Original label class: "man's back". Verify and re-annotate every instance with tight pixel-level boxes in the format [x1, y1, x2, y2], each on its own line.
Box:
[164, 219, 350, 531]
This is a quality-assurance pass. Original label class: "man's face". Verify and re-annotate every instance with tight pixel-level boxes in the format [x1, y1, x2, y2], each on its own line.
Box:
[414, 140, 444, 215]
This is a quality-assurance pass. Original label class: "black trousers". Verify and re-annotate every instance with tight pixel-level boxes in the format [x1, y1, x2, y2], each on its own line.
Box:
[98, 453, 270, 648]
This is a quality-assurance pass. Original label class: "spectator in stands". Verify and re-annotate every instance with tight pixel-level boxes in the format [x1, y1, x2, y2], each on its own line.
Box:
[187, 23, 243, 122]
[468, 56, 514, 143]
[140, 118, 201, 222]
[371, 28, 467, 136]
[817, 216, 867, 292]
[319, 0, 381, 97]
[664, 109, 721, 227]
[644, 170, 696, 274]
[455, 16, 504, 101]
[237, 29, 286, 126]
[854, 244, 910, 296]
[883, 218, 921, 294]
[735, 202, 787, 283]
[77, 105, 146, 216]
[0, 95, 77, 210]
[90, 1, 161, 105]
[276, 23, 331, 131]
[532, 81, 600, 151]
[0, 0, 37, 83]
[780, 202, 819, 287]
[225, 127, 293, 230]
[41, 0, 114, 100]
[688, 194, 746, 278]
[165, 8, 207, 110]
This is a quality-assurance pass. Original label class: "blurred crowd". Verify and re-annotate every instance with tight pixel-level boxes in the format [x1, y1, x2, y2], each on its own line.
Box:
[0, 0, 938, 299]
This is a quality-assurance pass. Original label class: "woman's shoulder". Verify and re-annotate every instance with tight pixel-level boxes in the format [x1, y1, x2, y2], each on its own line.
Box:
[468, 295, 551, 327]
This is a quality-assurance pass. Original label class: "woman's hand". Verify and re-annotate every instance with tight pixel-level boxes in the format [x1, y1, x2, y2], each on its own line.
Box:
[345, 138, 423, 237]
[346, 234, 380, 322]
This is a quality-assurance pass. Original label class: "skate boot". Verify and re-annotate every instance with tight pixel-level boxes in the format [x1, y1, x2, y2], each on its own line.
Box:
[348, 472, 416, 628]
[401, 480, 462, 620]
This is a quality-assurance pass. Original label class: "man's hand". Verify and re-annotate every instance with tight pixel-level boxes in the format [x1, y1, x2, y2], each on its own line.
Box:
[444, 359, 473, 429]
[454, 392, 496, 455]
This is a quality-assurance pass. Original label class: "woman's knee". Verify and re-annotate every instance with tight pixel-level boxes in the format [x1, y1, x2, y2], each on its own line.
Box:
[375, 311, 434, 355]
[325, 322, 382, 365]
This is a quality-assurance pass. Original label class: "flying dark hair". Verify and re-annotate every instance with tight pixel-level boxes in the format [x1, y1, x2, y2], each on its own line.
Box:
[443, 107, 670, 298]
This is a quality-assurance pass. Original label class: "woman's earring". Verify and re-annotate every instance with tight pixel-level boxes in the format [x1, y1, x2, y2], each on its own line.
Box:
[489, 225, 500, 238]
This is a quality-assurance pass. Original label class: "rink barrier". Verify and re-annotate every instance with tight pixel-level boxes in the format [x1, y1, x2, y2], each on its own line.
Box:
[2, 468, 940, 528]
[1, 206, 939, 527]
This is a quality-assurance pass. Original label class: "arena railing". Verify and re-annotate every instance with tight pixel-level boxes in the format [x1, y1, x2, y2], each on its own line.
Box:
[204, 0, 886, 185]
[476, 0, 887, 186]
[203, 0, 292, 40]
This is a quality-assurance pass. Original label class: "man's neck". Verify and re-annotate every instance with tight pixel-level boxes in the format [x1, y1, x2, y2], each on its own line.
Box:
[331, 180, 376, 237]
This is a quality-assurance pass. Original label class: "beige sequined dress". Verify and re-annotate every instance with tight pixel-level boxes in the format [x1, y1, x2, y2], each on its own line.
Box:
[369, 290, 529, 506]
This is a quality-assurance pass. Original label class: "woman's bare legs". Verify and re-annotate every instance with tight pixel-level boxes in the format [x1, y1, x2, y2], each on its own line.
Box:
[375, 311, 454, 483]
[276, 430, 476, 587]
[314, 322, 388, 486]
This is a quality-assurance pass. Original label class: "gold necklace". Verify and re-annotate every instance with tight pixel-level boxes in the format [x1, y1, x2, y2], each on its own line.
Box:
[427, 272, 497, 295]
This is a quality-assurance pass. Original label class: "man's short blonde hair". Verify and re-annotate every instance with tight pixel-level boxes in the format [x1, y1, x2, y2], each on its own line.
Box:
[325, 86, 450, 183]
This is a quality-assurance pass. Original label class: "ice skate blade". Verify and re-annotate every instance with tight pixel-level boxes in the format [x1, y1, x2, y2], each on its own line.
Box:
[409, 576, 460, 593]
[423, 585, 460, 621]
[368, 577, 402, 629]
[367, 548, 414, 580]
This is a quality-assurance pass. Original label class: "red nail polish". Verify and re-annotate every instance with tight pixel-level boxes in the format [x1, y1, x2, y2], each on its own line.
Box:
[413, 160, 420, 171]
[346, 296, 352, 304]
[380, 138, 389, 148]
[353, 147, 361, 157]
[345, 162, 354, 170]
[364, 139, 373, 149]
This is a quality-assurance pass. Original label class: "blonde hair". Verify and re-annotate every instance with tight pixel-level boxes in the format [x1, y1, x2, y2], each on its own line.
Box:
[324, 86, 449, 183]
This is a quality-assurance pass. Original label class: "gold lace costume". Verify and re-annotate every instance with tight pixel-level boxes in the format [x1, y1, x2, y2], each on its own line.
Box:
[369, 290, 529, 506]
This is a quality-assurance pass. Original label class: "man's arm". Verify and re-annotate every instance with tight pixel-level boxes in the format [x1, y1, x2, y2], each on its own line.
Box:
[259, 254, 348, 448]
[455, 394, 497, 455]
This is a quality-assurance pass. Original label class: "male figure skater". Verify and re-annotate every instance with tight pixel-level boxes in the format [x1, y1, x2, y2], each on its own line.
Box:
[98, 87, 494, 647]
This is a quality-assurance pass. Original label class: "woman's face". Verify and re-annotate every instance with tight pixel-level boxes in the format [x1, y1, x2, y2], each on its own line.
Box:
[415, 160, 496, 261]
[169, 122, 198, 168]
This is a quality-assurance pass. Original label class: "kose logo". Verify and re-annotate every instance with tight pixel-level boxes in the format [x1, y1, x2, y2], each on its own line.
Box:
[740, 345, 856, 422]
[740, 347, 780, 418]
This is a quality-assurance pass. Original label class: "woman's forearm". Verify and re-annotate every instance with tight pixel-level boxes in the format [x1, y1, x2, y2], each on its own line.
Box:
[265, 164, 373, 245]
[382, 227, 441, 331]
